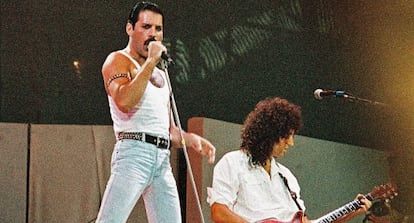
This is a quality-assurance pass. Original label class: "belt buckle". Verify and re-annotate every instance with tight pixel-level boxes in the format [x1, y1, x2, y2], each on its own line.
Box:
[156, 136, 169, 149]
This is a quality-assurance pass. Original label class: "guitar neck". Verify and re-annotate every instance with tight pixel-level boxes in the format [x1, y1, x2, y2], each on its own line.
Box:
[314, 194, 372, 223]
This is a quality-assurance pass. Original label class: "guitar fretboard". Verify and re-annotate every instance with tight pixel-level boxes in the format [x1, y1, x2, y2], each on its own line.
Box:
[314, 194, 372, 223]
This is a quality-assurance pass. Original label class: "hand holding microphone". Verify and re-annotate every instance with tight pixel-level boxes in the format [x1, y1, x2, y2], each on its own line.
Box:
[146, 37, 174, 64]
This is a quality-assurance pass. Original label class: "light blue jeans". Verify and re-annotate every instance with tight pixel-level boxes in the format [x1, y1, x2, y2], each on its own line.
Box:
[96, 139, 181, 223]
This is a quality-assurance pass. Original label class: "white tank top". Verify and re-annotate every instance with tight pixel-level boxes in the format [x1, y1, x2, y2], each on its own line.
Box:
[108, 50, 170, 138]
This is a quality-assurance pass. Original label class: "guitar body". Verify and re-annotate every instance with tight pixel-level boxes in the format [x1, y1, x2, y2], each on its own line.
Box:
[255, 211, 305, 223]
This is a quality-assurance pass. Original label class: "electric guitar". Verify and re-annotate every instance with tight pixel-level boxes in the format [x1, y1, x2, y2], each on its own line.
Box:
[256, 183, 397, 223]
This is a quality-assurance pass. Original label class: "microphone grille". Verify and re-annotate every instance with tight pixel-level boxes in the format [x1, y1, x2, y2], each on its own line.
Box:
[314, 89, 323, 100]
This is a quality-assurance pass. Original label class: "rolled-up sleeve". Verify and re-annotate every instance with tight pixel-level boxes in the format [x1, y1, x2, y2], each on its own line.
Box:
[209, 154, 239, 208]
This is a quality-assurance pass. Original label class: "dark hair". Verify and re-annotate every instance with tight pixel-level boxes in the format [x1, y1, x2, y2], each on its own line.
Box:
[240, 97, 303, 167]
[127, 1, 164, 29]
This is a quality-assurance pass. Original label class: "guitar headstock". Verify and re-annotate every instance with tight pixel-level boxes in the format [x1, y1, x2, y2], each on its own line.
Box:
[369, 183, 398, 201]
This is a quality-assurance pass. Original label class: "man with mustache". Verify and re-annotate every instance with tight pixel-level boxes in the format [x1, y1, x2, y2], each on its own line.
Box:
[96, 2, 216, 222]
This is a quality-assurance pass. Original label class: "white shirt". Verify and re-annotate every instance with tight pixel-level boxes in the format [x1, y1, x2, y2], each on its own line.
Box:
[108, 50, 170, 138]
[209, 150, 306, 222]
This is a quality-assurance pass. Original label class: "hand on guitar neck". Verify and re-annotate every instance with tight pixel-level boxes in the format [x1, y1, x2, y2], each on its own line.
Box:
[256, 184, 397, 223]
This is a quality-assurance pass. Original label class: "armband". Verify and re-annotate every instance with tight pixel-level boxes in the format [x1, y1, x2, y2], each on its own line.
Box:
[107, 73, 130, 86]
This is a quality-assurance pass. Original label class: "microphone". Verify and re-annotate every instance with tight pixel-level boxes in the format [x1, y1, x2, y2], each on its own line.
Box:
[147, 37, 174, 64]
[313, 89, 349, 100]
[161, 52, 174, 64]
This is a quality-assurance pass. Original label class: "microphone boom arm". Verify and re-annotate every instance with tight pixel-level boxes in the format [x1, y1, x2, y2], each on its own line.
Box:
[344, 94, 388, 106]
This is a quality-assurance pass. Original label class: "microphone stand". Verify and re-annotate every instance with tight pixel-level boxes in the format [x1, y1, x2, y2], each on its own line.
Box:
[342, 94, 388, 107]
[161, 60, 206, 223]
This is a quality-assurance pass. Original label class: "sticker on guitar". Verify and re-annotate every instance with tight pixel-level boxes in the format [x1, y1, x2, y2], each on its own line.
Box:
[256, 183, 397, 223]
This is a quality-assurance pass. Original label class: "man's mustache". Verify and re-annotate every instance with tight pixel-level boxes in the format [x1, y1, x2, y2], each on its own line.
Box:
[144, 37, 156, 46]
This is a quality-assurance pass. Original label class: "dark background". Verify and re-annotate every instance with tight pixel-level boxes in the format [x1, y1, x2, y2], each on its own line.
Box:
[2, 0, 413, 218]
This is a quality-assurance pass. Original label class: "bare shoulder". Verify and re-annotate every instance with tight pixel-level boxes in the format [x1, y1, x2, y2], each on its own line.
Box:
[102, 51, 132, 74]
[102, 51, 133, 94]
[102, 51, 136, 82]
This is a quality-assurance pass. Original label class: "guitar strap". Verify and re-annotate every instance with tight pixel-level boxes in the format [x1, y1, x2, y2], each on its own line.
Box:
[278, 172, 304, 211]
